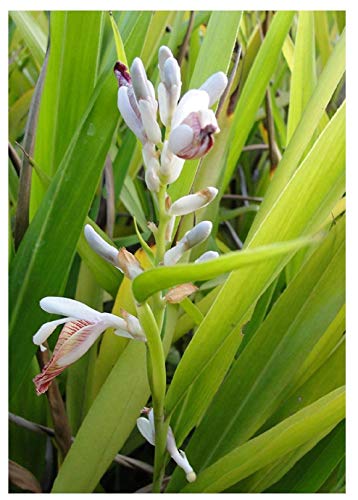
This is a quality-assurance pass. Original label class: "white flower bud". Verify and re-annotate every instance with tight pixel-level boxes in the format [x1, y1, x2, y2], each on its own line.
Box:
[158, 46, 182, 126]
[195, 250, 219, 263]
[163, 241, 187, 266]
[200, 71, 228, 106]
[168, 187, 218, 216]
[84, 224, 119, 268]
[158, 46, 174, 80]
[117, 87, 146, 144]
[184, 221, 213, 248]
[130, 57, 162, 145]
[138, 100, 162, 144]
[145, 167, 160, 193]
[142, 143, 161, 192]
[131, 57, 155, 102]
[163, 221, 213, 265]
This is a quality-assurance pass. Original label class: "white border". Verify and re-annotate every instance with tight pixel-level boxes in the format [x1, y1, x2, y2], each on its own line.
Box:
[3, 1, 356, 498]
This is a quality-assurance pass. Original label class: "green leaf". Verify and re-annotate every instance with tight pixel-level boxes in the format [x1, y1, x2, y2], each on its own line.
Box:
[222, 11, 295, 189]
[247, 29, 345, 239]
[109, 12, 127, 65]
[287, 12, 316, 143]
[268, 421, 345, 493]
[167, 216, 345, 491]
[132, 235, 318, 303]
[52, 342, 149, 493]
[9, 69, 119, 401]
[314, 11, 332, 68]
[181, 387, 345, 493]
[30, 12, 104, 214]
[10, 11, 47, 68]
[164, 101, 345, 428]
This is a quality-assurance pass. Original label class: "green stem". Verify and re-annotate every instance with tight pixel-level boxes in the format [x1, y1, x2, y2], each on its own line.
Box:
[155, 183, 170, 265]
[136, 302, 168, 492]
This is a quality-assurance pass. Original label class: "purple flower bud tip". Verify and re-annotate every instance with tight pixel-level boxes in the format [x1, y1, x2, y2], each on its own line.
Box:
[114, 61, 132, 87]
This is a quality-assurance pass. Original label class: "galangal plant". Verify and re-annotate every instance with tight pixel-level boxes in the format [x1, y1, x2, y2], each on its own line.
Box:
[9, 10, 345, 493]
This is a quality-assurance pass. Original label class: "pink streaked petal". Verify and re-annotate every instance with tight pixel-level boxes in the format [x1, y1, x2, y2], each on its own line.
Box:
[33, 364, 67, 395]
[33, 319, 95, 395]
[54, 321, 105, 367]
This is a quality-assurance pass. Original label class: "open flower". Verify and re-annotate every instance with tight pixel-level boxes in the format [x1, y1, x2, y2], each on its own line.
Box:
[137, 408, 196, 483]
[167, 72, 227, 160]
[32, 297, 145, 395]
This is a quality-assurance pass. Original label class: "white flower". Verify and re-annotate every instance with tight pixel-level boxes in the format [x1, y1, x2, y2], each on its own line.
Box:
[137, 409, 196, 483]
[167, 70, 227, 160]
[163, 221, 213, 266]
[32, 297, 145, 395]
[168, 187, 218, 216]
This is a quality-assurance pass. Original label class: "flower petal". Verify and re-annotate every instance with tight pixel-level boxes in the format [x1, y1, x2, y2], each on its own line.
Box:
[32, 317, 73, 350]
[131, 57, 154, 102]
[137, 417, 155, 445]
[166, 427, 196, 482]
[200, 71, 228, 106]
[138, 99, 162, 144]
[54, 321, 105, 367]
[168, 124, 194, 156]
[171, 89, 209, 129]
[40, 297, 101, 322]
[117, 86, 146, 143]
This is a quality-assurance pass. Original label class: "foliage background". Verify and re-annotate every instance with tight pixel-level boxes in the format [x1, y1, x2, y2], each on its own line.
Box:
[8, 10, 345, 493]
